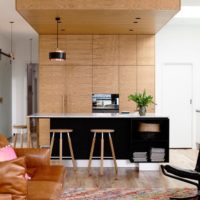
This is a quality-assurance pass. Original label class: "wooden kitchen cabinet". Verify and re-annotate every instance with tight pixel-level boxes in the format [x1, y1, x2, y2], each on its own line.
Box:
[66, 66, 92, 95]
[136, 35, 155, 66]
[119, 66, 137, 112]
[93, 65, 119, 94]
[39, 65, 66, 113]
[66, 35, 92, 66]
[119, 35, 136, 66]
[93, 35, 118, 66]
[66, 95, 92, 113]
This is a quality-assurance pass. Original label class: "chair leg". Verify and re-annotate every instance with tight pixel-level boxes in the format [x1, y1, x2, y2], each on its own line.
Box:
[108, 133, 118, 176]
[88, 133, 96, 175]
[50, 132, 55, 157]
[13, 133, 17, 148]
[100, 133, 104, 176]
[67, 132, 77, 171]
[60, 133, 63, 162]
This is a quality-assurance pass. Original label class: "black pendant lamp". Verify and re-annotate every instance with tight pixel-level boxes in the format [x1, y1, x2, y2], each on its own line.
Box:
[49, 17, 66, 61]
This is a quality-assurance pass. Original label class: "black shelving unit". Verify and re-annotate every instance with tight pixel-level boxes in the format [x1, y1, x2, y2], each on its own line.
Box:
[130, 118, 169, 163]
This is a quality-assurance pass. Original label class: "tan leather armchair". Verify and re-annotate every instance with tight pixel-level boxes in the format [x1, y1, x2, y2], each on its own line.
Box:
[0, 134, 66, 200]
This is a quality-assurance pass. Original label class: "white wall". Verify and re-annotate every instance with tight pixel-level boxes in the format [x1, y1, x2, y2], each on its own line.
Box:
[12, 37, 38, 125]
[156, 23, 200, 147]
[0, 34, 12, 137]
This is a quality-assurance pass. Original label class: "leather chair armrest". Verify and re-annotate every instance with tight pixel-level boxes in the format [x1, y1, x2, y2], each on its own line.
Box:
[15, 148, 50, 168]
[0, 194, 12, 200]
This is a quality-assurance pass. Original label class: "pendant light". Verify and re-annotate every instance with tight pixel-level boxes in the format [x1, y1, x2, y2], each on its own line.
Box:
[10, 21, 15, 61]
[49, 17, 66, 61]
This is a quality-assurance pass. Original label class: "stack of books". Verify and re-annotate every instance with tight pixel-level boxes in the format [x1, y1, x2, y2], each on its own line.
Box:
[150, 148, 165, 162]
[133, 151, 147, 162]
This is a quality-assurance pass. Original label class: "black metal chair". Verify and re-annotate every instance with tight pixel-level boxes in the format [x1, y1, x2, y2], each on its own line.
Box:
[161, 151, 200, 200]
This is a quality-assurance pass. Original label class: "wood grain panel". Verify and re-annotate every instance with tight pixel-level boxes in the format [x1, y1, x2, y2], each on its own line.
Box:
[137, 65, 155, 112]
[119, 35, 136, 66]
[39, 65, 66, 112]
[39, 35, 67, 65]
[66, 95, 92, 113]
[119, 66, 137, 112]
[93, 66, 119, 94]
[136, 35, 155, 65]
[38, 118, 50, 147]
[66, 66, 92, 95]
[66, 35, 92, 66]
[17, 0, 180, 10]
[93, 35, 118, 65]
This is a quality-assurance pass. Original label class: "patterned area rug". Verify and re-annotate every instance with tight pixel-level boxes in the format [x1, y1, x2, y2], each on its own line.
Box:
[61, 188, 197, 200]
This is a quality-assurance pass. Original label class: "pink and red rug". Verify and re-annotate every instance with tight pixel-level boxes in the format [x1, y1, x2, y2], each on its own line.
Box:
[61, 188, 197, 200]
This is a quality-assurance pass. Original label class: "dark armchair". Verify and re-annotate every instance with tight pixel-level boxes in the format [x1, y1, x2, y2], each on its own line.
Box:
[161, 151, 200, 200]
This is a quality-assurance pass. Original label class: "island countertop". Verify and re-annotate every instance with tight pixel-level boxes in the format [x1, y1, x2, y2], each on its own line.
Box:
[28, 112, 168, 118]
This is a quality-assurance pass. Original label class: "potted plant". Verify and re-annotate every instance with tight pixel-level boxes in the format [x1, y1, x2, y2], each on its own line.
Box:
[128, 90, 155, 116]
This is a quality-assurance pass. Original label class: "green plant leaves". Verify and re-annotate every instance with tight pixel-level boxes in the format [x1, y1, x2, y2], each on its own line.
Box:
[128, 90, 155, 108]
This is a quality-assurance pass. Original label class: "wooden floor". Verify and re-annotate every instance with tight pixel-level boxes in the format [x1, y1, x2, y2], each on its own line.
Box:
[52, 149, 199, 190]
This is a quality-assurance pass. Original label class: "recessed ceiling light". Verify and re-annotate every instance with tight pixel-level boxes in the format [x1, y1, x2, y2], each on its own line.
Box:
[175, 6, 200, 18]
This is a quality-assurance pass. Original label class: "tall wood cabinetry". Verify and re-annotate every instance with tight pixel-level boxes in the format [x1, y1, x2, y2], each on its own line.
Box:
[39, 34, 155, 114]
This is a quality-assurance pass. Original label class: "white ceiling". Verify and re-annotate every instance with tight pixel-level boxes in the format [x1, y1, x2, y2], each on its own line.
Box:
[0, 0, 38, 41]
[0, 0, 199, 41]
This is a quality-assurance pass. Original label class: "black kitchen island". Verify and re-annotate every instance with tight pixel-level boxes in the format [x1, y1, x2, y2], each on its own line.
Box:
[27, 113, 169, 163]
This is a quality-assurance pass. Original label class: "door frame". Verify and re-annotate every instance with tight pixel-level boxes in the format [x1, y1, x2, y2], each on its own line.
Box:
[161, 62, 194, 148]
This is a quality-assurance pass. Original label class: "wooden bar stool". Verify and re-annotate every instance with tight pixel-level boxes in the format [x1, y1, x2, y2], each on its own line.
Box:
[13, 125, 29, 148]
[50, 129, 76, 170]
[88, 129, 118, 176]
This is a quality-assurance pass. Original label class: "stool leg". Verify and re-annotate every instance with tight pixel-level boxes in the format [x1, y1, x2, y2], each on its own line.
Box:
[67, 133, 77, 171]
[108, 133, 118, 176]
[13, 133, 17, 148]
[88, 133, 96, 175]
[100, 133, 104, 176]
[60, 133, 63, 162]
[50, 132, 55, 157]
[21, 129, 23, 148]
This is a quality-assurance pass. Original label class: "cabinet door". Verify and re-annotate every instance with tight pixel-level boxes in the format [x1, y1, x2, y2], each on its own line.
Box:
[136, 35, 155, 66]
[119, 66, 137, 112]
[93, 35, 118, 66]
[93, 66, 119, 94]
[66, 95, 92, 113]
[66, 66, 92, 95]
[119, 35, 136, 66]
[39, 65, 66, 113]
[137, 66, 155, 112]
[66, 35, 92, 66]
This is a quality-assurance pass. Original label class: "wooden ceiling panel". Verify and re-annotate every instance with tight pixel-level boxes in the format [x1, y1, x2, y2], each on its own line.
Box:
[16, 0, 180, 34]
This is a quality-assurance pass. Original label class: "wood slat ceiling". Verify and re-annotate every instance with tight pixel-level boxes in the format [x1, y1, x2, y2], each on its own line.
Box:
[16, 0, 180, 35]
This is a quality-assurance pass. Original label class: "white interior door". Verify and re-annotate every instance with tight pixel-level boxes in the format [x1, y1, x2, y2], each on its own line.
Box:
[162, 64, 193, 148]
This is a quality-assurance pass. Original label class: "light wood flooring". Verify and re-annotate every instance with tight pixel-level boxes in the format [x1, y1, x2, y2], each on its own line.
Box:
[52, 149, 199, 190]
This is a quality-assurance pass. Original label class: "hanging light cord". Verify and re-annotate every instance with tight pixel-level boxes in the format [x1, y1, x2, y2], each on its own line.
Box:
[56, 17, 61, 50]
[10, 21, 14, 59]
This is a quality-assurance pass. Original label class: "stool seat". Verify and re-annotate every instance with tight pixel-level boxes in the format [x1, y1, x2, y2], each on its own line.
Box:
[12, 124, 28, 148]
[91, 129, 114, 133]
[50, 129, 73, 133]
[13, 125, 27, 129]
[50, 129, 76, 171]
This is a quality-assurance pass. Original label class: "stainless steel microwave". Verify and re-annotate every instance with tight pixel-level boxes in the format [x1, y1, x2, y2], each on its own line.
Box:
[92, 94, 119, 113]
